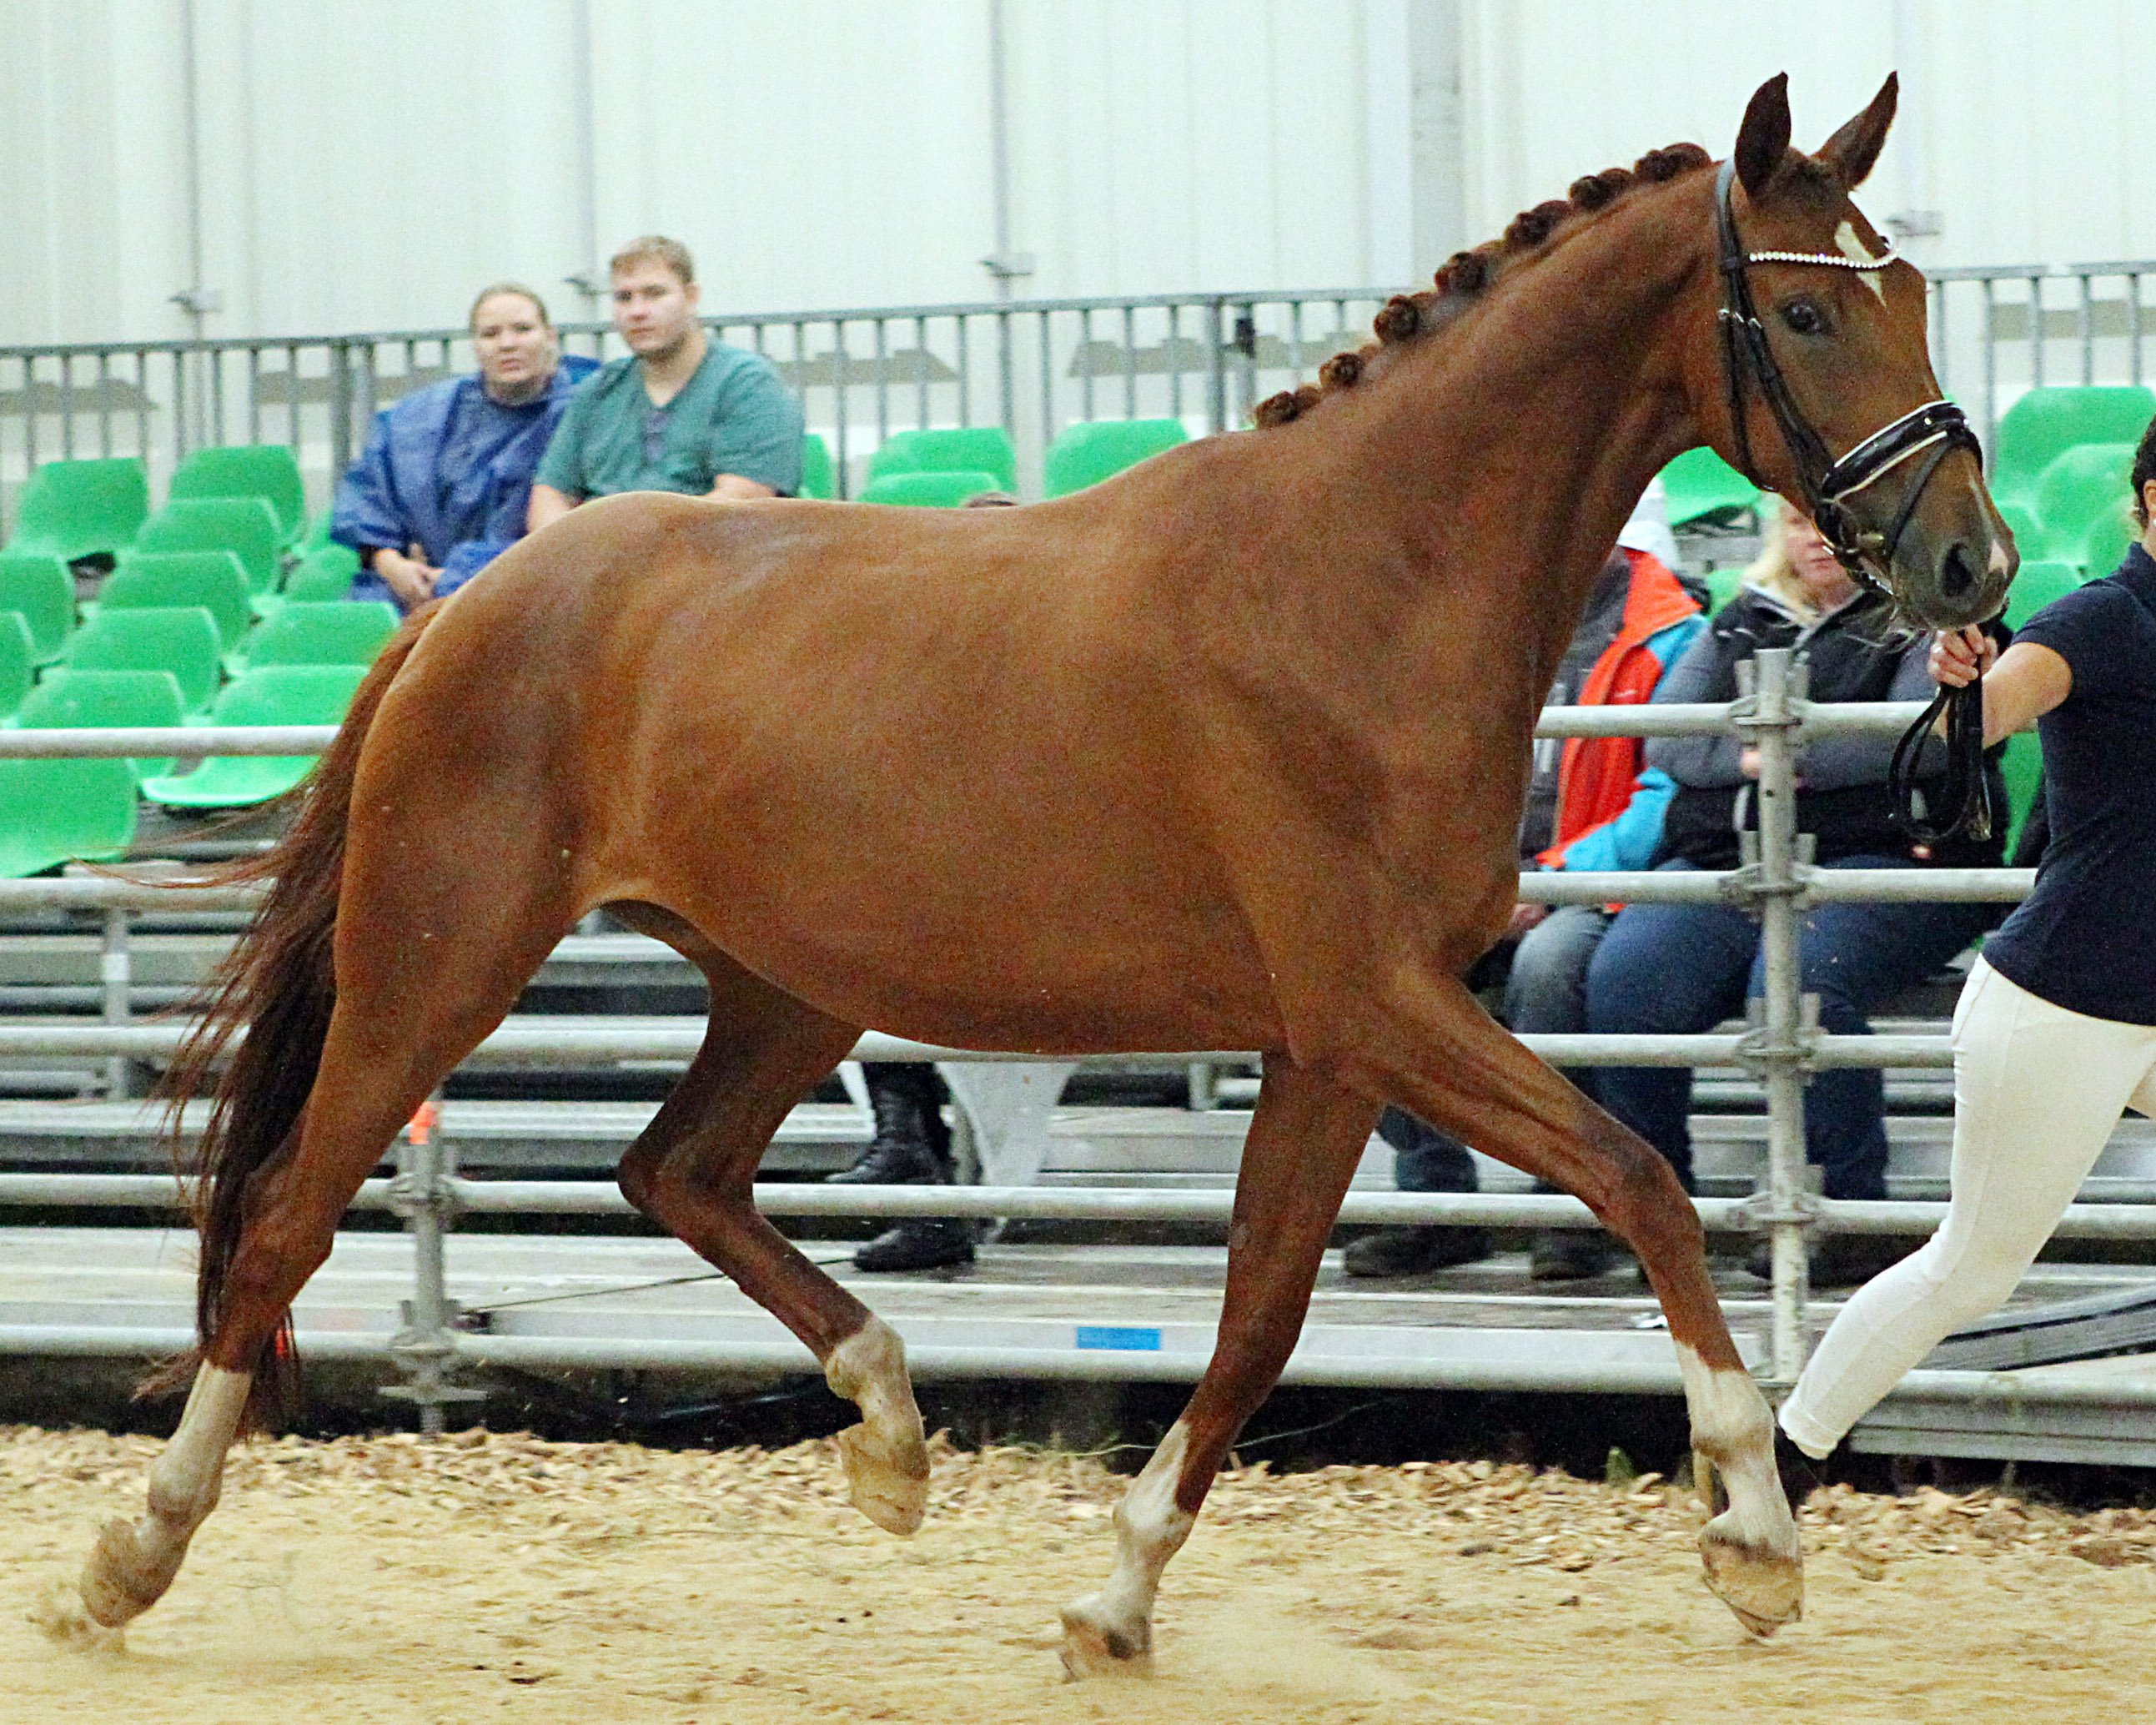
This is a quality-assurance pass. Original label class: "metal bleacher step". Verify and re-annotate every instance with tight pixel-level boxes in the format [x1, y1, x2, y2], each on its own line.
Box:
[9, 1096, 2156, 1203]
[0, 1228, 1776, 1382]
[1922, 1285, 2156, 1371]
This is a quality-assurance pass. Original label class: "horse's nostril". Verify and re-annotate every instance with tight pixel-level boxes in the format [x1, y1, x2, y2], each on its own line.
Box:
[1940, 545, 1976, 600]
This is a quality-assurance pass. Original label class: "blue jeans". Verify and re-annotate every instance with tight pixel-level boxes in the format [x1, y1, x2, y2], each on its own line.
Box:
[1385, 905, 1615, 1193]
[1584, 856, 1998, 1200]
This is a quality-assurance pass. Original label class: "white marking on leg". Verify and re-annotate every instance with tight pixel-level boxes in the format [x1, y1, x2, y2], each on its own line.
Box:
[823, 1318, 928, 1535]
[1674, 1342, 1803, 1635]
[1835, 222, 1888, 302]
[79, 1364, 252, 1627]
[1060, 1419, 1196, 1676]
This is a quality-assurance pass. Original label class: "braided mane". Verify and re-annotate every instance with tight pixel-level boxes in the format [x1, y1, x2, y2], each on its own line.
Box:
[1254, 142, 1714, 430]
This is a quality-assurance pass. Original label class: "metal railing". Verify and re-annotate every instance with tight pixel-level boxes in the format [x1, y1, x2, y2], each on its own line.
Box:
[11, 259, 2156, 514]
[0, 289, 1392, 512]
[3, 649, 2144, 1431]
[1929, 261, 2156, 461]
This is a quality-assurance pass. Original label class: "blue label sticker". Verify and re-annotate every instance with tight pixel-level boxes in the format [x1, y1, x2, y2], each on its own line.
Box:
[1075, 1325, 1163, 1351]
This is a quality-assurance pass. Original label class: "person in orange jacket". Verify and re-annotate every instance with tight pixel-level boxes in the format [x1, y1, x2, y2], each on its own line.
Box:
[1346, 480, 1706, 1280]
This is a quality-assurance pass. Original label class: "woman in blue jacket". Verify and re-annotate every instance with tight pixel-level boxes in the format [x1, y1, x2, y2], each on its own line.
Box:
[333, 284, 596, 611]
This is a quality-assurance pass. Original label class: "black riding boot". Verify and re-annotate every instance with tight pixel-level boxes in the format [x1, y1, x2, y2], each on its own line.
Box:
[832, 1064, 974, 1271]
[828, 1064, 947, 1184]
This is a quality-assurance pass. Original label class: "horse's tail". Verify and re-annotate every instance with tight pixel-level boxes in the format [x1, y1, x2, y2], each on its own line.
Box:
[148, 597, 445, 1428]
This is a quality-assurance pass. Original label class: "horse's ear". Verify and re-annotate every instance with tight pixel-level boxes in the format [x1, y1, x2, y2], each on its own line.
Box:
[1733, 73, 1792, 201]
[1815, 72, 1898, 190]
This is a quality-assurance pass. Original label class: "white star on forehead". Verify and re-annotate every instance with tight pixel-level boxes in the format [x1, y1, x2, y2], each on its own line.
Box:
[1834, 221, 1889, 301]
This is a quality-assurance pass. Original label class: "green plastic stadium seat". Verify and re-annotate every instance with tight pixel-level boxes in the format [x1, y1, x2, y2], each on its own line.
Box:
[1702, 566, 1746, 616]
[0, 613, 33, 719]
[0, 551, 75, 662]
[303, 508, 338, 551]
[1996, 498, 2049, 561]
[866, 427, 1018, 495]
[1043, 419, 1190, 499]
[282, 544, 359, 602]
[135, 496, 284, 597]
[7, 458, 149, 566]
[0, 754, 138, 877]
[168, 445, 308, 545]
[98, 551, 254, 652]
[1991, 386, 2156, 512]
[16, 667, 188, 780]
[799, 433, 837, 500]
[2078, 510, 2135, 579]
[143, 664, 365, 808]
[2032, 442, 2133, 551]
[62, 605, 222, 717]
[1658, 446, 1761, 527]
[2002, 560, 2082, 631]
[2000, 731, 2044, 858]
[238, 600, 398, 669]
[857, 470, 1004, 508]
[1998, 557, 2092, 855]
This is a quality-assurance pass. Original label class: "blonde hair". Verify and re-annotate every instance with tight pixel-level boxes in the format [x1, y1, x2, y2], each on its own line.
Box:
[1742, 497, 1851, 624]
[467, 282, 552, 331]
[1742, 499, 1799, 591]
[609, 235, 696, 287]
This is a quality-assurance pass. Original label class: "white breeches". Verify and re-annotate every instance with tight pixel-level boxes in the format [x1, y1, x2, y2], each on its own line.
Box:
[1781, 957, 2156, 1457]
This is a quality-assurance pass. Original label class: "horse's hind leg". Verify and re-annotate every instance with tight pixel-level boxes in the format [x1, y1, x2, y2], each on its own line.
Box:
[82, 863, 574, 1628]
[609, 903, 928, 1534]
[1061, 1056, 1376, 1677]
[1366, 974, 1802, 1637]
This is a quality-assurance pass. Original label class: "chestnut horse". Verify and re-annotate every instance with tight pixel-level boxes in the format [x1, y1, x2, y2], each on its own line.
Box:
[84, 73, 2008, 1672]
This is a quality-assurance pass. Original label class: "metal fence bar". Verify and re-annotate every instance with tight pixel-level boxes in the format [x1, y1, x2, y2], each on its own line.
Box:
[0, 726, 336, 759]
[1746, 653, 1811, 1370]
[0, 697, 1956, 763]
[0, 868, 2023, 918]
[0, 1021, 1954, 1069]
[11, 1174, 2156, 1245]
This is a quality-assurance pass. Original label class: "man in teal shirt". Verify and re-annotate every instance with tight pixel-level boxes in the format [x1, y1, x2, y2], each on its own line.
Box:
[528, 234, 802, 527]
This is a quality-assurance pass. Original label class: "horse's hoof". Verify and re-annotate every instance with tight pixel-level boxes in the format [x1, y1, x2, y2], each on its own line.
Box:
[1699, 1522, 1804, 1638]
[832, 1421, 929, 1535]
[78, 1516, 184, 1629]
[1058, 1597, 1152, 1680]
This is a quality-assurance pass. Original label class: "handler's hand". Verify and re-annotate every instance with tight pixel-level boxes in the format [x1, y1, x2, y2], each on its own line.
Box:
[376, 548, 440, 608]
[1507, 902, 1550, 939]
[1929, 625, 1996, 688]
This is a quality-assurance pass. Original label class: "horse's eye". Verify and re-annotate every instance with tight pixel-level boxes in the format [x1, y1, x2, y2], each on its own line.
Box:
[1782, 300, 1825, 335]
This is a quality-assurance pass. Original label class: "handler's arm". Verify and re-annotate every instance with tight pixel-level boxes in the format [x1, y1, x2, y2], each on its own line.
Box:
[1930, 628, 2073, 747]
[706, 474, 776, 502]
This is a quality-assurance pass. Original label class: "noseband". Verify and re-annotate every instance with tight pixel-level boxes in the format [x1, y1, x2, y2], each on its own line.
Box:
[1712, 158, 1994, 842]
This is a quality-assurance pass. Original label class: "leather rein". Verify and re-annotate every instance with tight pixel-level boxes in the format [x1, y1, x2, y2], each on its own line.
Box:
[1711, 157, 1994, 843]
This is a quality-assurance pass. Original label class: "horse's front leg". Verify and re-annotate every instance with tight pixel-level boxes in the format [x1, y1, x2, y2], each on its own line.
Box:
[1363, 973, 1802, 1637]
[1060, 1056, 1376, 1676]
[80, 1362, 252, 1626]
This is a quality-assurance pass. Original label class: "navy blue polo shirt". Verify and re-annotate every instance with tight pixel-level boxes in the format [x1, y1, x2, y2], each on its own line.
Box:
[1982, 542, 2156, 1023]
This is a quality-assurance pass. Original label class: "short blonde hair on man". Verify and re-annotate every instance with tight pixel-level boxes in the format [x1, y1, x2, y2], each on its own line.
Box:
[467, 281, 552, 331]
[609, 235, 696, 288]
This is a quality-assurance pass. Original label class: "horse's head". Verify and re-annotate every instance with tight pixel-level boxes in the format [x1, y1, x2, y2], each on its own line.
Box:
[1696, 73, 2011, 630]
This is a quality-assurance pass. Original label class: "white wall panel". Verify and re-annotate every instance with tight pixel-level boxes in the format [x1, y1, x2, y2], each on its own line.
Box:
[1448, 1, 2148, 275]
[0, 1, 2152, 348]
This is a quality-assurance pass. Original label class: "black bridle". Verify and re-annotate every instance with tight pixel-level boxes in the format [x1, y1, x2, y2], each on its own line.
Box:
[1712, 157, 1995, 843]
